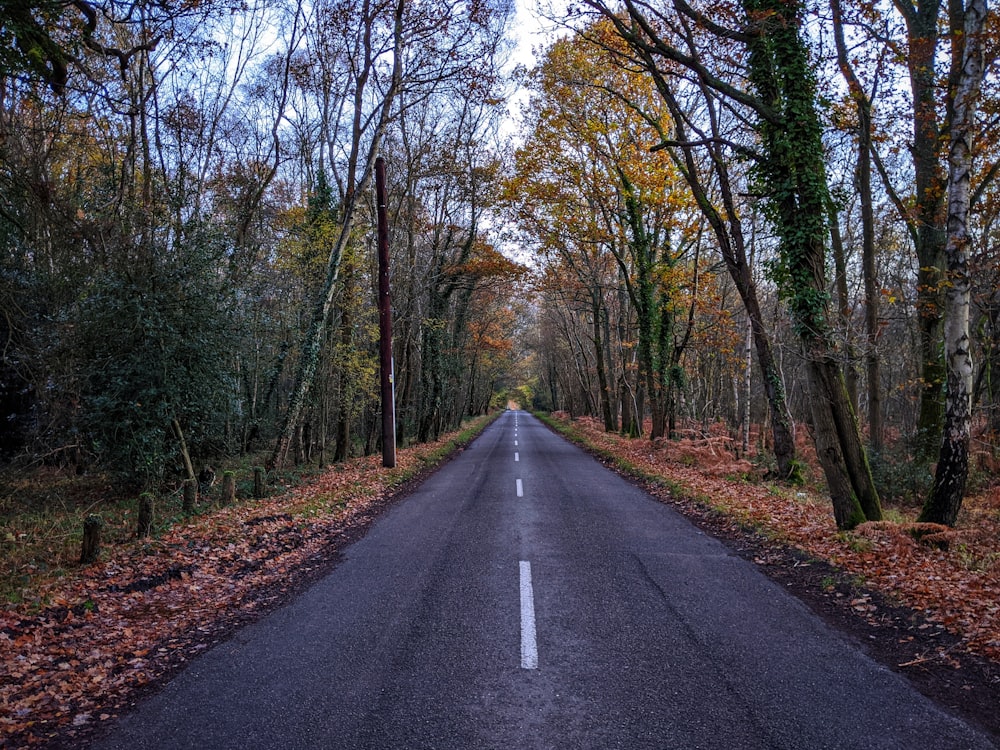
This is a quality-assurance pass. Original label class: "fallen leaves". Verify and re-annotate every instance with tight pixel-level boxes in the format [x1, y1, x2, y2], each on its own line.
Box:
[0, 414, 496, 748]
[548, 414, 1000, 666]
[5, 410, 998, 747]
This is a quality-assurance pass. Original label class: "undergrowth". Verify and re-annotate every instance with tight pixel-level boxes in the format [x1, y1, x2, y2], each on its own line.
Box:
[0, 412, 499, 606]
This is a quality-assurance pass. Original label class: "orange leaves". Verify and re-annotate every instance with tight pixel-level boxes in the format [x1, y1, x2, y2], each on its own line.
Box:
[446, 240, 527, 284]
[549, 413, 1000, 665]
[0, 416, 493, 747]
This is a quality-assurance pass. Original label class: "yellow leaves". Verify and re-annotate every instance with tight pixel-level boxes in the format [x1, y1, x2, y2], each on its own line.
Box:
[881, 287, 900, 305]
[514, 23, 679, 209]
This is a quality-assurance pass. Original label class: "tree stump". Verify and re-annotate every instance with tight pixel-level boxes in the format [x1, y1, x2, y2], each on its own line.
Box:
[253, 467, 265, 499]
[183, 478, 198, 513]
[80, 515, 103, 564]
[220, 471, 236, 506]
[137, 492, 154, 537]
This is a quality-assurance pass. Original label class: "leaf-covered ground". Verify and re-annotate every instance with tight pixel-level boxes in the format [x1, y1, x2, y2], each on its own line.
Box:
[542, 413, 1000, 735]
[0, 415, 496, 748]
[543, 413, 1000, 659]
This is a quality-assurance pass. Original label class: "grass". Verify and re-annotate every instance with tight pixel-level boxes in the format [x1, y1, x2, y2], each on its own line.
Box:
[0, 411, 500, 607]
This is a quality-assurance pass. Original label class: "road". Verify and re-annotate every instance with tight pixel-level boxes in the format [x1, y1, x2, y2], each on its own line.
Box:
[92, 411, 996, 749]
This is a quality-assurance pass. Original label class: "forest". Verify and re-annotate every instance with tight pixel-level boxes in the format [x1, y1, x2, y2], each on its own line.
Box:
[1, 0, 999, 533]
[1, 0, 525, 488]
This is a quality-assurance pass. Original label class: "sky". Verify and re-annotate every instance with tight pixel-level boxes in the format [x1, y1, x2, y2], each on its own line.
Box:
[510, 0, 547, 70]
[503, 0, 565, 137]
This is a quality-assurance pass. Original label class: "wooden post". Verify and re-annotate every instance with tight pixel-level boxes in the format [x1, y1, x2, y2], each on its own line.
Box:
[183, 478, 197, 513]
[137, 493, 154, 537]
[375, 156, 397, 468]
[253, 467, 265, 499]
[80, 515, 103, 564]
[220, 471, 236, 506]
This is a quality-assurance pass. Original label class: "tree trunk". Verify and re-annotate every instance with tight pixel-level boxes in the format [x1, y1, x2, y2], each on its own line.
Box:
[137, 492, 154, 538]
[742, 317, 752, 455]
[920, 0, 986, 525]
[858, 118, 883, 456]
[302, 421, 313, 464]
[744, 0, 881, 527]
[915, 280, 947, 459]
[548, 360, 559, 413]
[657, 287, 676, 440]
[619, 178, 666, 440]
[989, 305, 1000, 438]
[829, 207, 860, 411]
[418, 285, 446, 443]
[182, 478, 197, 513]
[602, 308, 618, 429]
[334, 252, 356, 463]
[171, 418, 196, 482]
[811, 336, 879, 517]
[804, 357, 868, 529]
[830, 0, 882, 451]
[593, 294, 616, 432]
[892, 0, 948, 463]
[620, 381, 638, 438]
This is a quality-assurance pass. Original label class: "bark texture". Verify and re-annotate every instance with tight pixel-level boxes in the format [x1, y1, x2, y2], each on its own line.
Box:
[920, 0, 987, 525]
[743, 0, 881, 526]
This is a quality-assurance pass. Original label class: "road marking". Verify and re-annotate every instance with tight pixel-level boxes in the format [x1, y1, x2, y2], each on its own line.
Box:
[514, 440, 518, 446]
[516, 478, 523, 497]
[515, 452, 519, 462]
[520, 561, 538, 670]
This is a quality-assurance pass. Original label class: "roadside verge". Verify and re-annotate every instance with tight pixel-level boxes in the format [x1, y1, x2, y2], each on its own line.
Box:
[0, 412, 500, 748]
[536, 411, 1000, 740]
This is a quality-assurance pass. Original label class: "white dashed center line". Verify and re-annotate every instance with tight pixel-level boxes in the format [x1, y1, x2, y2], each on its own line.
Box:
[516, 479, 523, 497]
[519, 561, 538, 670]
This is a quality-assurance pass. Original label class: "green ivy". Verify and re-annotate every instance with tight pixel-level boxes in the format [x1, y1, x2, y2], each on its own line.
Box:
[744, 0, 834, 343]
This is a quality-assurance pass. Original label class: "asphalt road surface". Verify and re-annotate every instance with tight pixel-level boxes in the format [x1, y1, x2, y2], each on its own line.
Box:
[91, 411, 997, 749]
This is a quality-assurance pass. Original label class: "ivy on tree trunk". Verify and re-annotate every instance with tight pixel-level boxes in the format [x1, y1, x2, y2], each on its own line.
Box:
[743, 0, 882, 528]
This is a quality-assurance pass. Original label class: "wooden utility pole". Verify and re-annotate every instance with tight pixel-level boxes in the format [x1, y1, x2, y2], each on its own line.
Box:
[375, 157, 397, 468]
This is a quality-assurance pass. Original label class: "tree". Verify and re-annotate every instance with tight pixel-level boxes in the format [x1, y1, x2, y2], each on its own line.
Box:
[744, 0, 880, 526]
[0, 0, 162, 93]
[919, 0, 990, 525]
[829, 0, 883, 452]
[509, 32, 703, 440]
[270, 0, 406, 468]
[583, 0, 882, 526]
[0, 0, 523, 496]
[0, 0, 270, 481]
[271, 0, 514, 466]
[77, 250, 235, 487]
[584, 16, 799, 476]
